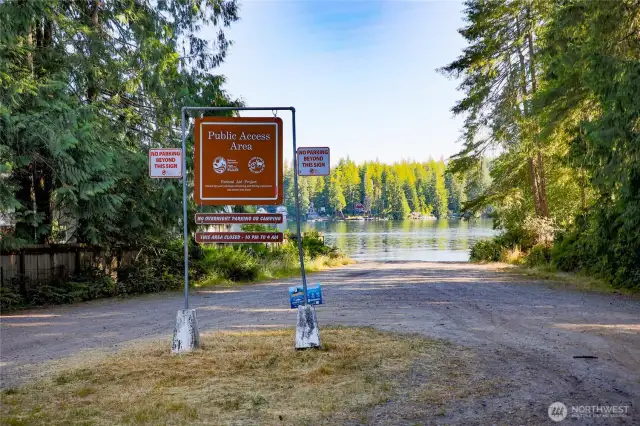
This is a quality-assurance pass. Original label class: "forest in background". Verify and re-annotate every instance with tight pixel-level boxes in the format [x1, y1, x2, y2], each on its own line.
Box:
[442, 0, 639, 289]
[1, 0, 638, 292]
[282, 157, 491, 220]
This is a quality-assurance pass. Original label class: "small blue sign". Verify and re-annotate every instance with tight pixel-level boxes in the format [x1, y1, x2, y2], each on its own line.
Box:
[289, 284, 323, 309]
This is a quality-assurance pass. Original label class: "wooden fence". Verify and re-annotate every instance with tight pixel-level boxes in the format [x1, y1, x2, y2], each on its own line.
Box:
[0, 244, 137, 287]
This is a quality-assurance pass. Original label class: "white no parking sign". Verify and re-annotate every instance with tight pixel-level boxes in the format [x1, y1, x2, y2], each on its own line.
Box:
[149, 148, 183, 178]
[296, 147, 330, 176]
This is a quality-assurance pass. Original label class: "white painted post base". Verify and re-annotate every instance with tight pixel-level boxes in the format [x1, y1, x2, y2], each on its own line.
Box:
[171, 309, 200, 354]
[295, 304, 321, 349]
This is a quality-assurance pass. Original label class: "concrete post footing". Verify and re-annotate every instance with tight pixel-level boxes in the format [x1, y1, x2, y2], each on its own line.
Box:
[295, 304, 321, 349]
[171, 309, 200, 354]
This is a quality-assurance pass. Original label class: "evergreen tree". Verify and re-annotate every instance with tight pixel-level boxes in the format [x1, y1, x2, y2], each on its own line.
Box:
[403, 180, 421, 213]
[440, 0, 550, 218]
[363, 170, 374, 214]
[328, 173, 346, 215]
[0, 0, 241, 247]
[388, 174, 410, 220]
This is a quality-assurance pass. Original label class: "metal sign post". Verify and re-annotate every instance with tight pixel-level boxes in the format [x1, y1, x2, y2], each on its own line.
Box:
[171, 106, 317, 353]
[290, 108, 309, 305]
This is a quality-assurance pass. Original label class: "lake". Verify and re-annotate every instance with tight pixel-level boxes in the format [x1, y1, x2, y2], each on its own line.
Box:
[289, 219, 496, 262]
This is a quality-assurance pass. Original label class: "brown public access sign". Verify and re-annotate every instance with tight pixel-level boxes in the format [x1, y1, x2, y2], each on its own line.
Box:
[195, 213, 283, 225]
[194, 116, 283, 205]
[195, 232, 284, 244]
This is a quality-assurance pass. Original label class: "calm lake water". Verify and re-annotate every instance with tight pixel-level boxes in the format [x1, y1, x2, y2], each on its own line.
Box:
[289, 219, 496, 262]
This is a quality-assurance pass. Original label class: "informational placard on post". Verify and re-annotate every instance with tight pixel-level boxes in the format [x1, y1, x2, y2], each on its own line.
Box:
[195, 213, 283, 225]
[149, 148, 182, 178]
[289, 284, 323, 308]
[195, 232, 283, 243]
[296, 147, 330, 176]
[194, 117, 283, 205]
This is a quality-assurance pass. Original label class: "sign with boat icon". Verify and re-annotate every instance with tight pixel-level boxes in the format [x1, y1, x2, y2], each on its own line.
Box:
[289, 284, 323, 308]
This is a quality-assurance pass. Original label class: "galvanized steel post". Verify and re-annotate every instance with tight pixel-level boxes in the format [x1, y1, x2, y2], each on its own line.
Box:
[290, 108, 308, 304]
[181, 107, 189, 310]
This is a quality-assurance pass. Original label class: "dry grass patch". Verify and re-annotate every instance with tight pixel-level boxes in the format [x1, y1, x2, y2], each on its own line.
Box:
[1, 327, 488, 425]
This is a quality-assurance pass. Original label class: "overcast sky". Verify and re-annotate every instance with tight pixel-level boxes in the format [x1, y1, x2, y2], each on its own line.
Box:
[212, 0, 468, 164]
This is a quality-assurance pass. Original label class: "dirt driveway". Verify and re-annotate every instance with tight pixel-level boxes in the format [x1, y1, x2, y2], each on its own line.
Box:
[1, 262, 638, 424]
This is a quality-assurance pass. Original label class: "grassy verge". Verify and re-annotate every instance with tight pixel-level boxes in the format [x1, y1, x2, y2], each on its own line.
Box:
[472, 236, 639, 295]
[196, 254, 354, 287]
[193, 236, 354, 288]
[511, 265, 639, 297]
[0, 327, 494, 425]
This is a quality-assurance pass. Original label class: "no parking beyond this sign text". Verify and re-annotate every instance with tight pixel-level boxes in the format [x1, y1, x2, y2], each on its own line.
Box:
[149, 148, 182, 178]
[297, 147, 329, 176]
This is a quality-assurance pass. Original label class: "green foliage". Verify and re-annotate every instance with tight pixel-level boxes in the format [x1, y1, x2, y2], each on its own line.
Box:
[0, 0, 241, 248]
[443, 0, 640, 289]
[198, 246, 260, 282]
[1, 269, 116, 309]
[240, 224, 277, 233]
[328, 173, 346, 214]
[0, 285, 23, 311]
[284, 230, 338, 258]
[540, 0, 640, 290]
[525, 244, 552, 267]
[387, 173, 411, 220]
[195, 231, 344, 284]
[302, 230, 337, 258]
[470, 239, 502, 262]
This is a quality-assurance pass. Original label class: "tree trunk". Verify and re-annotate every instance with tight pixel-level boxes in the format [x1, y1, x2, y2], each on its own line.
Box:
[12, 168, 34, 242]
[87, 0, 100, 102]
[526, 10, 549, 218]
[26, 25, 33, 73]
[75, 1, 101, 243]
[44, 18, 52, 46]
[515, 13, 549, 218]
[32, 15, 55, 242]
[580, 169, 586, 210]
[535, 151, 549, 217]
[515, 43, 543, 216]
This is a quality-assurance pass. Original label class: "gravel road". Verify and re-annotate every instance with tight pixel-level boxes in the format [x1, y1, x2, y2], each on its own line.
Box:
[1, 262, 638, 424]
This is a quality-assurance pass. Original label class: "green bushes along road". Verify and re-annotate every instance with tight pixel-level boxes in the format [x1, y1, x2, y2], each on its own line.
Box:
[0, 232, 350, 311]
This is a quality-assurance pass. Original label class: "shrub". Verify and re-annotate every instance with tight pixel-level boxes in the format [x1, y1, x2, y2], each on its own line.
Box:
[115, 240, 190, 295]
[551, 225, 595, 273]
[470, 239, 502, 262]
[286, 230, 336, 258]
[499, 246, 524, 264]
[525, 244, 552, 267]
[0, 285, 23, 311]
[70, 267, 116, 299]
[198, 246, 260, 282]
[1, 267, 116, 310]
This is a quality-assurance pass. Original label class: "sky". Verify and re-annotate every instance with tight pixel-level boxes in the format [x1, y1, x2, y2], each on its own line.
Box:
[212, 0, 468, 165]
